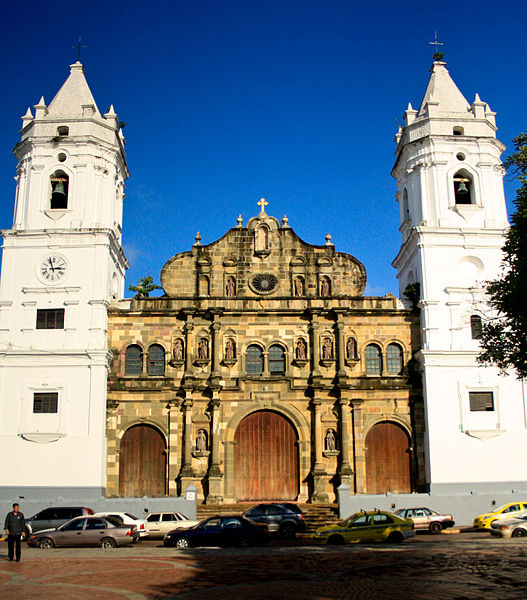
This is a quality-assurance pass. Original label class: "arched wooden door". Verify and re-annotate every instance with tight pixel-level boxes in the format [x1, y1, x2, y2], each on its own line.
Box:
[234, 410, 299, 501]
[119, 425, 166, 497]
[365, 422, 411, 494]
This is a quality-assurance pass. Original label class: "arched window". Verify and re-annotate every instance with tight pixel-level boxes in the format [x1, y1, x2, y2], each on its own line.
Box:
[269, 344, 285, 375]
[365, 344, 382, 375]
[125, 345, 142, 375]
[246, 344, 263, 375]
[453, 170, 473, 205]
[386, 343, 404, 375]
[50, 170, 69, 209]
[470, 315, 483, 339]
[57, 126, 69, 136]
[402, 189, 410, 221]
[148, 344, 165, 376]
[453, 126, 464, 136]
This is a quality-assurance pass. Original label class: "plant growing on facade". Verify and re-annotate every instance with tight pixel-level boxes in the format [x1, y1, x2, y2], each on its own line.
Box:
[129, 275, 162, 298]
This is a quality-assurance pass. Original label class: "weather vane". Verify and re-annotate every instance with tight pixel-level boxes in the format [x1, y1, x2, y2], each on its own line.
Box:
[428, 31, 444, 61]
[73, 36, 87, 62]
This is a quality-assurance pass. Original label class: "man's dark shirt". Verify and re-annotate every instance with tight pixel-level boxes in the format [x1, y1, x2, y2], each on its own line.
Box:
[5, 511, 26, 535]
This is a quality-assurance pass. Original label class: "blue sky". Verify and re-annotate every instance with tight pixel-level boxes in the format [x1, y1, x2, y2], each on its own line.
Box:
[1, 0, 525, 297]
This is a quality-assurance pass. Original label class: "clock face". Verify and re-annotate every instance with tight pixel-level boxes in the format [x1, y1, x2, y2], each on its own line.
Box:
[40, 255, 67, 283]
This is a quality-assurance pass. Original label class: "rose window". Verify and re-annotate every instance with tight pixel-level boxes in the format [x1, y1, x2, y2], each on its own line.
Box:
[251, 273, 278, 294]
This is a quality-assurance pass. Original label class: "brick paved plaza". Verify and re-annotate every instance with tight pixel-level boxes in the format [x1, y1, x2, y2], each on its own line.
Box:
[1, 535, 526, 599]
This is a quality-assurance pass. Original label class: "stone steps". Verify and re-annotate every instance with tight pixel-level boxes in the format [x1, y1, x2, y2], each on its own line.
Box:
[196, 503, 341, 533]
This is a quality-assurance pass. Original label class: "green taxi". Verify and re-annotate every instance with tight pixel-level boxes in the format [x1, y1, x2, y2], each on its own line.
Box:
[314, 510, 415, 545]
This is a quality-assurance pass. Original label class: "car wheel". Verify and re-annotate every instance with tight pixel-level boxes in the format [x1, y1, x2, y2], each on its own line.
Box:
[38, 537, 55, 549]
[387, 532, 404, 543]
[281, 522, 296, 539]
[328, 534, 345, 545]
[429, 522, 442, 534]
[100, 537, 117, 548]
[512, 528, 527, 538]
[175, 537, 190, 548]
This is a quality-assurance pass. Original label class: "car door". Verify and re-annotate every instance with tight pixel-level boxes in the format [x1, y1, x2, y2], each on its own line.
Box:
[29, 508, 56, 532]
[220, 517, 245, 546]
[371, 513, 395, 540]
[84, 518, 109, 546]
[345, 514, 371, 542]
[55, 518, 87, 546]
[146, 513, 161, 536]
[193, 517, 222, 546]
[160, 513, 178, 536]
[410, 509, 428, 529]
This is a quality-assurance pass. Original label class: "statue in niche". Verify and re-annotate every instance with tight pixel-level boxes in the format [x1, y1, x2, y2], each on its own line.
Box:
[294, 276, 304, 297]
[325, 428, 337, 451]
[173, 338, 184, 361]
[256, 225, 269, 251]
[320, 277, 331, 297]
[196, 429, 208, 452]
[225, 338, 236, 360]
[322, 337, 333, 360]
[346, 337, 357, 360]
[226, 276, 236, 297]
[198, 338, 209, 359]
[295, 338, 307, 360]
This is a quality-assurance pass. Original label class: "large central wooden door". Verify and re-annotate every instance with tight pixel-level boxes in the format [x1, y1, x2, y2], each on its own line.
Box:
[365, 422, 411, 494]
[234, 410, 299, 501]
[119, 425, 166, 497]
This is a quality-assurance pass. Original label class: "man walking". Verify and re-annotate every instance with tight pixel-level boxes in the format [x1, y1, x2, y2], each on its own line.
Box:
[4, 503, 26, 562]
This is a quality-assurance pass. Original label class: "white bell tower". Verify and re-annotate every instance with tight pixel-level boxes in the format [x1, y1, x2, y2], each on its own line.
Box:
[0, 62, 128, 500]
[392, 60, 527, 494]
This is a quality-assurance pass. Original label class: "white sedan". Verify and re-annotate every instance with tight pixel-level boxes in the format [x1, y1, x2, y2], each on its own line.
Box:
[93, 512, 148, 538]
[145, 512, 200, 538]
[490, 512, 527, 538]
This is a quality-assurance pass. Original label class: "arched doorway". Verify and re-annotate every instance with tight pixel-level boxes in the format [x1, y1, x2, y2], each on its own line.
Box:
[119, 424, 166, 497]
[234, 410, 299, 501]
[365, 422, 411, 494]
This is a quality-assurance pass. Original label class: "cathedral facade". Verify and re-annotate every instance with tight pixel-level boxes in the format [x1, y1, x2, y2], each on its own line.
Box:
[1, 58, 525, 508]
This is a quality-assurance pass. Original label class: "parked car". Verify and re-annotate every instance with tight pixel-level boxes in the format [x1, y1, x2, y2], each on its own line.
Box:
[490, 513, 527, 538]
[27, 515, 137, 548]
[313, 510, 415, 545]
[394, 507, 455, 533]
[242, 503, 306, 537]
[25, 506, 94, 534]
[473, 502, 527, 529]
[164, 515, 269, 548]
[145, 512, 200, 538]
[93, 512, 148, 538]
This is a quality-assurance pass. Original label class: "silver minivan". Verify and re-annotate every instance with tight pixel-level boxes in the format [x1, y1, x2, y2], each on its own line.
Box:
[26, 506, 94, 533]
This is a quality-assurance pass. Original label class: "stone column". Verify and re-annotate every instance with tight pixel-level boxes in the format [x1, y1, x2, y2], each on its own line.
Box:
[310, 315, 321, 379]
[338, 397, 354, 489]
[179, 392, 194, 491]
[311, 398, 329, 503]
[167, 399, 180, 495]
[211, 314, 221, 377]
[183, 313, 195, 376]
[335, 312, 346, 379]
[206, 395, 223, 504]
[351, 399, 364, 493]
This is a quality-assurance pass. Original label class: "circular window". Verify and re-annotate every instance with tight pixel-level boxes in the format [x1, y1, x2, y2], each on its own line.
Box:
[58, 153, 67, 162]
[456, 152, 465, 161]
[250, 273, 279, 294]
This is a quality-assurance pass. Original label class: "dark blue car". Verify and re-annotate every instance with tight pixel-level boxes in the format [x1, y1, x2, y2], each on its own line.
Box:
[163, 515, 269, 548]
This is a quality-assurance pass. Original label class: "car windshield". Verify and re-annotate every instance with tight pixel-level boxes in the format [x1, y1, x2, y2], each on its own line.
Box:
[495, 504, 515, 513]
[125, 513, 139, 520]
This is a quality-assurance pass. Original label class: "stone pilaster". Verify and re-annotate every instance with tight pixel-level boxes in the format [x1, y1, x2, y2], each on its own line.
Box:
[311, 398, 329, 503]
[179, 392, 194, 489]
[206, 395, 223, 504]
[338, 397, 354, 488]
[167, 399, 180, 495]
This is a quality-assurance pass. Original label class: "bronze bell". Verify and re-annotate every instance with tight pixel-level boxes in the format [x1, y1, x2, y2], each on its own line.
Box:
[51, 180, 67, 207]
[457, 181, 469, 194]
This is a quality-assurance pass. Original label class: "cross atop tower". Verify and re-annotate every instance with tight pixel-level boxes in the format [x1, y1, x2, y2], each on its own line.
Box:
[73, 36, 87, 62]
[428, 31, 444, 61]
[257, 197, 268, 214]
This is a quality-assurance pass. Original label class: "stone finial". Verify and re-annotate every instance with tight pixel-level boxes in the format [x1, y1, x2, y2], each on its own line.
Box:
[236, 214, 243, 228]
[33, 96, 47, 119]
[21, 107, 34, 127]
[325, 233, 333, 246]
[471, 93, 486, 119]
[281, 214, 290, 228]
[104, 104, 118, 127]
[194, 232, 202, 246]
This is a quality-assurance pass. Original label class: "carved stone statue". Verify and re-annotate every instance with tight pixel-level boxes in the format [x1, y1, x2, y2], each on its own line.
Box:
[173, 338, 184, 361]
[320, 277, 331, 297]
[322, 337, 333, 359]
[198, 338, 209, 359]
[295, 338, 307, 360]
[226, 276, 236, 297]
[325, 428, 336, 451]
[346, 337, 357, 360]
[225, 338, 236, 359]
[196, 429, 208, 451]
[294, 276, 304, 297]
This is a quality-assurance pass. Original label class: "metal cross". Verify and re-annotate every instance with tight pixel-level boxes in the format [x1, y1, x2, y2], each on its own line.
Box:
[257, 197, 268, 212]
[428, 31, 444, 55]
[73, 36, 87, 62]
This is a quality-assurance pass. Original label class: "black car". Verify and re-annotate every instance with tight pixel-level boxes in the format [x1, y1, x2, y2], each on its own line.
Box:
[242, 503, 306, 537]
[163, 515, 269, 548]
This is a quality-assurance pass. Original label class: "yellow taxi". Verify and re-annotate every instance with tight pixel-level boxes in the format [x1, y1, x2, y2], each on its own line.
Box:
[473, 502, 527, 529]
[313, 510, 415, 545]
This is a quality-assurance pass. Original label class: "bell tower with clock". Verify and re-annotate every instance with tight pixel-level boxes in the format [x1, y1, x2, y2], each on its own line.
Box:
[0, 61, 128, 500]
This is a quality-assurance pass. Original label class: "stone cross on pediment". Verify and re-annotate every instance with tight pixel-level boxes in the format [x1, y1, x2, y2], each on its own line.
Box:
[257, 197, 268, 214]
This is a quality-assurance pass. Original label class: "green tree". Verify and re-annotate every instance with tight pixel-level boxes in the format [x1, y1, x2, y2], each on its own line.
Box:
[129, 276, 162, 298]
[477, 132, 527, 379]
